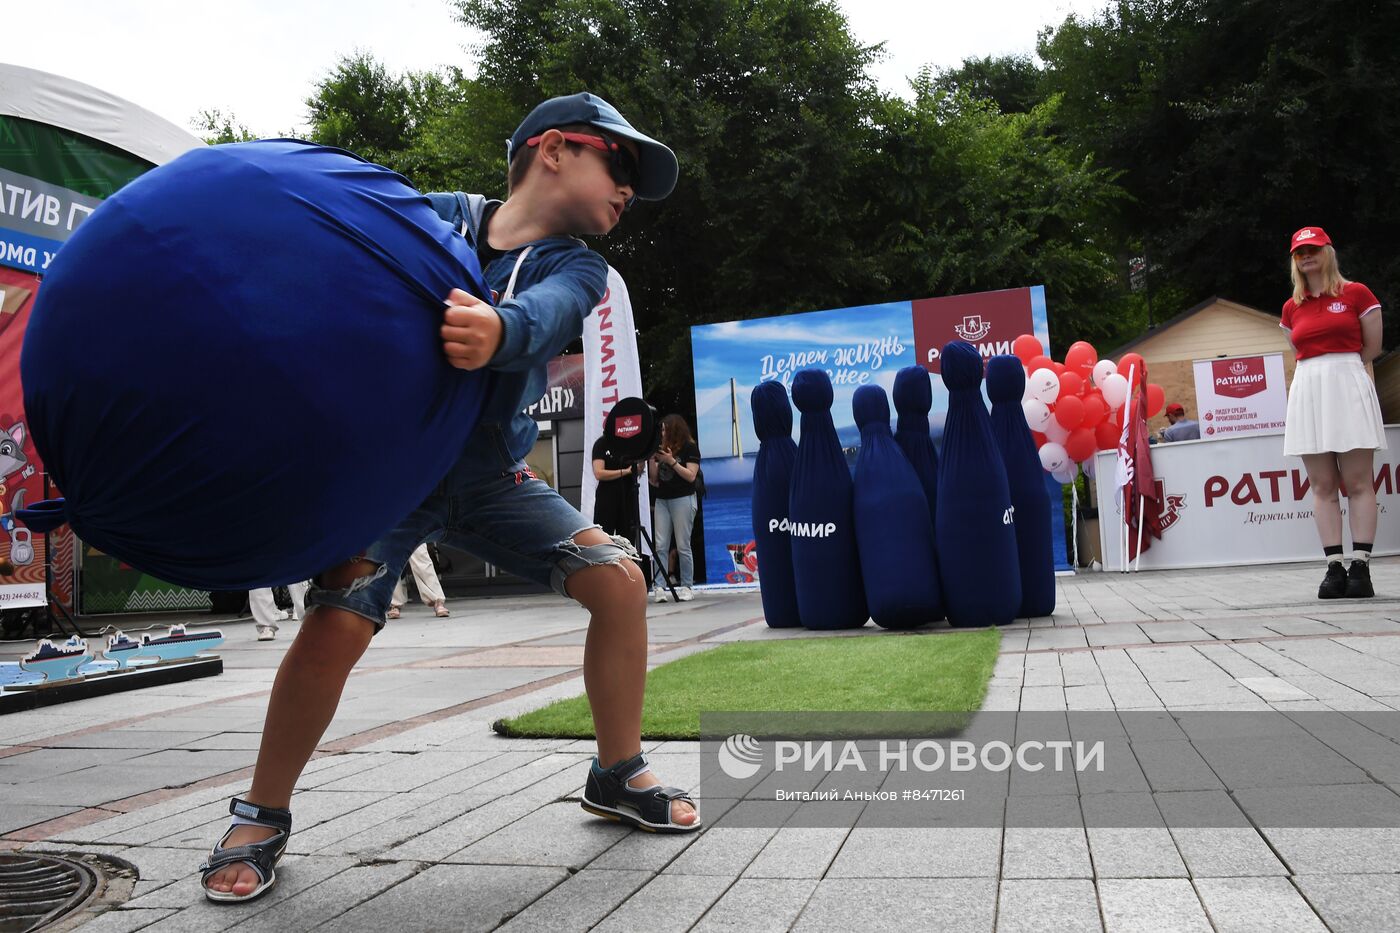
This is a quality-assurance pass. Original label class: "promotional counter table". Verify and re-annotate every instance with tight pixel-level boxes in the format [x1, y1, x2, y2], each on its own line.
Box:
[1095, 426, 1400, 571]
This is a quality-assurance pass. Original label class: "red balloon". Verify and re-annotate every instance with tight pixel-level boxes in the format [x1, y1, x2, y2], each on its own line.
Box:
[1146, 383, 1165, 417]
[1058, 371, 1083, 398]
[1118, 352, 1146, 385]
[1054, 395, 1085, 429]
[1095, 419, 1120, 450]
[1081, 393, 1107, 428]
[1065, 428, 1096, 463]
[1031, 431, 1047, 448]
[1013, 334, 1043, 364]
[1027, 355, 1053, 375]
[1050, 361, 1066, 377]
[1064, 341, 1097, 376]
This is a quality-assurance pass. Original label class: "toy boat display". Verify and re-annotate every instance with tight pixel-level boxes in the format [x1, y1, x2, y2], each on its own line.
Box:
[2, 621, 227, 713]
[19, 636, 94, 683]
[102, 631, 142, 669]
[139, 624, 223, 662]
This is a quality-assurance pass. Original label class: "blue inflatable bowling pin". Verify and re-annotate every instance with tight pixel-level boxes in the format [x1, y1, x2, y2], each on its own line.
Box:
[987, 356, 1056, 618]
[788, 369, 867, 630]
[936, 342, 1020, 627]
[750, 381, 801, 628]
[852, 385, 943, 628]
[893, 365, 941, 539]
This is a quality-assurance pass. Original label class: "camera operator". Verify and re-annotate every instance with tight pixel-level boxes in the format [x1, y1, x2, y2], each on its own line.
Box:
[591, 435, 642, 538]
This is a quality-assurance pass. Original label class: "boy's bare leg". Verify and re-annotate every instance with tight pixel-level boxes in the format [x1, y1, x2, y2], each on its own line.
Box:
[568, 528, 697, 826]
[205, 561, 378, 897]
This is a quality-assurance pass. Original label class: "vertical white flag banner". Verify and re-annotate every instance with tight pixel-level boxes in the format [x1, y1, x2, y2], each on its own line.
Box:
[582, 267, 652, 554]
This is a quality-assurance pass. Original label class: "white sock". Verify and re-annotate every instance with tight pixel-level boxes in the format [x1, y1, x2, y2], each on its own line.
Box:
[1352, 550, 1371, 564]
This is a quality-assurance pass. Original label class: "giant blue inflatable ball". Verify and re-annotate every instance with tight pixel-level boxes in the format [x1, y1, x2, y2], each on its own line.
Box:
[21, 140, 491, 590]
[892, 365, 941, 540]
[750, 381, 801, 628]
[936, 342, 1021, 627]
[788, 369, 867, 630]
[852, 385, 943, 628]
[987, 356, 1056, 618]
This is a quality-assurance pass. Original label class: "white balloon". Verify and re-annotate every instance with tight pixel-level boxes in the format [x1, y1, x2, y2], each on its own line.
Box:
[1022, 398, 1052, 432]
[1044, 420, 1070, 444]
[1101, 373, 1129, 410]
[1092, 359, 1117, 389]
[1052, 465, 1076, 484]
[1029, 367, 1060, 405]
[1038, 442, 1069, 474]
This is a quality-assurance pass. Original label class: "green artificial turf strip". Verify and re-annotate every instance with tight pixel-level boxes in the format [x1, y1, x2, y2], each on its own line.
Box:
[493, 628, 1001, 740]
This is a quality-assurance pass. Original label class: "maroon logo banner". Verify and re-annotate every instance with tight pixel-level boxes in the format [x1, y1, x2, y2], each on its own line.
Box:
[912, 288, 1036, 374]
[1211, 356, 1267, 399]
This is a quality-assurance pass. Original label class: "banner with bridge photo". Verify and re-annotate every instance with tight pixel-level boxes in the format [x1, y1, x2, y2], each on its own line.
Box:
[689, 286, 1062, 586]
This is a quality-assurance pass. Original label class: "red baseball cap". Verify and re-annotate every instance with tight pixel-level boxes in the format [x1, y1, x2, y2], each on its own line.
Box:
[1165, 403, 1185, 417]
[1290, 227, 1331, 252]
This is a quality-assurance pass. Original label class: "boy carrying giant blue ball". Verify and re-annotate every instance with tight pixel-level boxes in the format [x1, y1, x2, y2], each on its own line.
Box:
[201, 93, 700, 903]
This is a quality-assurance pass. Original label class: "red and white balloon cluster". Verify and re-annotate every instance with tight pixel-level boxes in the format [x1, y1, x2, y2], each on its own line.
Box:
[1012, 335, 1164, 484]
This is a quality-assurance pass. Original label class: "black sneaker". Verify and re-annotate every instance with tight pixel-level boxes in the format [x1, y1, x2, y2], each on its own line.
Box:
[1319, 561, 1348, 599]
[1346, 560, 1374, 598]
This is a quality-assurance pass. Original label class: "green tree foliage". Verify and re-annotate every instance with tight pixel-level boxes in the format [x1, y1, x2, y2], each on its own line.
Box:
[862, 82, 1129, 348]
[305, 53, 517, 199]
[929, 55, 1043, 115]
[306, 52, 418, 162]
[295, 0, 1156, 406]
[1038, 0, 1400, 342]
[191, 109, 258, 145]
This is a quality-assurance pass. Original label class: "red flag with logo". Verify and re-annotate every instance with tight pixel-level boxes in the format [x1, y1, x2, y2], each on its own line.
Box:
[1115, 370, 1162, 560]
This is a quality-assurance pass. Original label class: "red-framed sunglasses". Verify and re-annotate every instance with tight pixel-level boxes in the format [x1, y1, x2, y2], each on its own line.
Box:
[527, 131, 639, 198]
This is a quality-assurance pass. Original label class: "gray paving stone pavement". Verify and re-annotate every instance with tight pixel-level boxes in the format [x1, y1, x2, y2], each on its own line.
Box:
[996, 879, 1101, 932]
[0, 561, 1398, 929]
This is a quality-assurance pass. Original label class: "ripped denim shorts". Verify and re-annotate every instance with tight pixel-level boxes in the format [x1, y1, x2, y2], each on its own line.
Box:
[306, 463, 637, 631]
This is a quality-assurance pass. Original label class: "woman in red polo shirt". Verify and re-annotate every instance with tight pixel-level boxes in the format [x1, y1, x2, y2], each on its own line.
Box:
[1281, 226, 1384, 599]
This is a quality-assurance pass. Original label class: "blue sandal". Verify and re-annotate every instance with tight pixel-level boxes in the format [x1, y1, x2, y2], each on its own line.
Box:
[200, 798, 292, 903]
[582, 752, 701, 833]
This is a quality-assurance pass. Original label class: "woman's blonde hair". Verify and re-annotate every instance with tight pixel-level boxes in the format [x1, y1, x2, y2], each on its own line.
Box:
[1290, 244, 1349, 305]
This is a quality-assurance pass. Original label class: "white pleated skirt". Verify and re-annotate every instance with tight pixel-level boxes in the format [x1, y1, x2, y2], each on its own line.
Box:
[1283, 353, 1387, 456]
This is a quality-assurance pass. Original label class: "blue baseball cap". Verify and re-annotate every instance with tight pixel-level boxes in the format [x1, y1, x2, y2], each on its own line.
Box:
[506, 92, 678, 201]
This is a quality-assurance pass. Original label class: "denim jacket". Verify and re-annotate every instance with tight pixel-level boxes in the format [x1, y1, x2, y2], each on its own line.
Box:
[426, 191, 609, 479]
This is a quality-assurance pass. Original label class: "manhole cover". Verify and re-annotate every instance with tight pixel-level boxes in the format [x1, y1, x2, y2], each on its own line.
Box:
[0, 855, 97, 932]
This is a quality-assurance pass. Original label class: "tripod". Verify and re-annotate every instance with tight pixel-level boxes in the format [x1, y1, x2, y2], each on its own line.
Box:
[617, 465, 678, 600]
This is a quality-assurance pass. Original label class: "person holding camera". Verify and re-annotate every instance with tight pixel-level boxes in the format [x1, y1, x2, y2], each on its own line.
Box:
[648, 414, 701, 602]
[591, 435, 642, 537]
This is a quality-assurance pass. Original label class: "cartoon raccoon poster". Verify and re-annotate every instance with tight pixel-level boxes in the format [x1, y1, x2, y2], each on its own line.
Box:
[0, 266, 51, 608]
